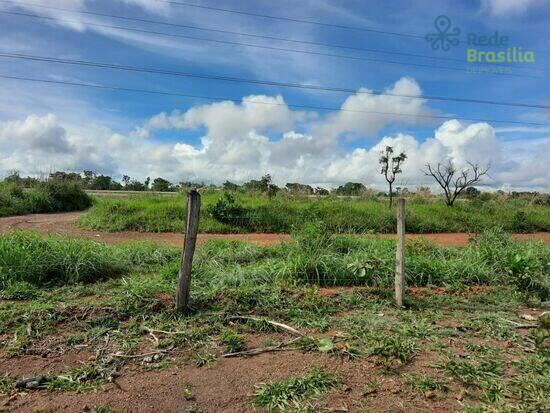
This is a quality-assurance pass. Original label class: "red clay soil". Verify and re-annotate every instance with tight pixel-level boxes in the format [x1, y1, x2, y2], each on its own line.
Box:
[2, 340, 459, 413]
[0, 211, 549, 247]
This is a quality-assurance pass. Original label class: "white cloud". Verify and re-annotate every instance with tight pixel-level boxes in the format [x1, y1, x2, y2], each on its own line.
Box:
[480, 0, 545, 16]
[1, 86, 547, 192]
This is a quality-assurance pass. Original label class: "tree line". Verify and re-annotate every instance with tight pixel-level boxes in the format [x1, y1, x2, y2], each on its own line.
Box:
[0, 147, 499, 209]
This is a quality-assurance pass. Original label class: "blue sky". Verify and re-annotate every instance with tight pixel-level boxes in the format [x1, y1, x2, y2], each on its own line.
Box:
[0, 0, 549, 190]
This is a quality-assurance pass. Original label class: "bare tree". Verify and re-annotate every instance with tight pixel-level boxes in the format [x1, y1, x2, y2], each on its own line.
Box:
[423, 160, 490, 206]
[379, 146, 407, 208]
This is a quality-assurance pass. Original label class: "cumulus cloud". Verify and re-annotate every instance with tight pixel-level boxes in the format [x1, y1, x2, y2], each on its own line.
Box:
[1, 87, 547, 192]
[311, 77, 434, 143]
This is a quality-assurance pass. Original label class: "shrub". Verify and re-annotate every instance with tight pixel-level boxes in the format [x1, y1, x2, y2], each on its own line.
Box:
[0, 179, 92, 217]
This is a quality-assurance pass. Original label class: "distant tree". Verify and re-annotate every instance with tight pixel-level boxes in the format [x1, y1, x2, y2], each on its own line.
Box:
[144, 177, 151, 190]
[243, 174, 278, 197]
[314, 187, 329, 196]
[334, 182, 366, 196]
[82, 170, 96, 188]
[379, 146, 407, 208]
[125, 180, 147, 191]
[463, 186, 480, 199]
[285, 182, 314, 195]
[223, 180, 239, 191]
[50, 171, 81, 182]
[151, 177, 174, 192]
[87, 174, 122, 190]
[423, 160, 489, 207]
[122, 175, 131, 187]
[179, 181, 204, 190]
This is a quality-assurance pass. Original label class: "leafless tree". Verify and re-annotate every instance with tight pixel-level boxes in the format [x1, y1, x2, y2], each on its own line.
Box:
[423, 160, 490, 206]
[379, 146, 407, 208]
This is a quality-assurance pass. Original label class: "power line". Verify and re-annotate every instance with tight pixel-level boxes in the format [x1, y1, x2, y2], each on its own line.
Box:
[0, 74, 547, 126]
[0, 2, 468, 65]
[159, 0, 424, 40]
[0, 9, 544, 80]
[157, 0, 550, 55]
[1, 51, 548, 110]
[4, 2, 548, 74]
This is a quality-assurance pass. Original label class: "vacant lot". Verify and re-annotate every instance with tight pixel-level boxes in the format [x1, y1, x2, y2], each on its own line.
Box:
[1, 228, 548, 412]
[77, 192, 550, 234]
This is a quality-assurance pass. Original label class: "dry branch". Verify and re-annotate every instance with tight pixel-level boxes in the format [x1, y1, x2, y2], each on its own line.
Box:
[228, 315, 304, 336]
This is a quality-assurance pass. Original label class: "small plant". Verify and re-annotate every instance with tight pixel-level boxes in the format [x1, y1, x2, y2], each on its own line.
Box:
[404, 374, 449, 395]
[192, 351, 217, 367]
[92, 404, 116, 413]
[185, 405, 203, 413]
[369, 335, 419, 366]
[253, 368, 339, 412]
[220, 328, 246, 353]
[182, 382, 194, 400]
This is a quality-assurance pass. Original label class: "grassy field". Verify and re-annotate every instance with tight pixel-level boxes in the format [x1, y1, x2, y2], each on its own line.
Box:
[0, 181, 92, 218]
[0, 228, 548, 411]
[77, 191, 550, 234]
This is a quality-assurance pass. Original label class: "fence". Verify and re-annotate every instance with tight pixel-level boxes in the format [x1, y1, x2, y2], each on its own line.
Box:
[175, 190, 408, 311]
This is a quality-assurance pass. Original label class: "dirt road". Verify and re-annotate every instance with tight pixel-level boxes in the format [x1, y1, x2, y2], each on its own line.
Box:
[1, 211, 549, 247]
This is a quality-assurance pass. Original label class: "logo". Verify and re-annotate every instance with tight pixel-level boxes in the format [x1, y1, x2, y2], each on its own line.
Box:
[424, 15, 535, 71]
[425, 15, 461, 51]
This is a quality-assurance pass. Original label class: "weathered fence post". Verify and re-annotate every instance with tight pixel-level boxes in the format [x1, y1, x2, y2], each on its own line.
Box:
[395, 198, 405, 307]
[176, 189, 201, 312]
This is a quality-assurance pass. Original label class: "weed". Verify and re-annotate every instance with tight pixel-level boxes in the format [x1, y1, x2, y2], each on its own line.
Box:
[404, 374, 449, 394]
[368, 335, 419, 366]
[192, 351, 217, 367]
[253, 368, 339, 412]
[185, 405, 203, 413]
[219, 328, 246, 353]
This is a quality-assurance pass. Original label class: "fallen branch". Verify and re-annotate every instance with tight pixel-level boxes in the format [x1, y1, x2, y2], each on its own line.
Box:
[222, 336, 302, 358]
[228, 316, 304, 337]
[110, 349, 169, 359]
[222, 346, 289, 358]
[499, 318, 537, 329]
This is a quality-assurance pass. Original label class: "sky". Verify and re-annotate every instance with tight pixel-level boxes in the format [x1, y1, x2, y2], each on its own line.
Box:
[0, 0, 549, 191]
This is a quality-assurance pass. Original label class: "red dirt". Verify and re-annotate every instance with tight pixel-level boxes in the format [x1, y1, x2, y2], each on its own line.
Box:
[2, 346, 459, 413]
[1, 211, 549, 247]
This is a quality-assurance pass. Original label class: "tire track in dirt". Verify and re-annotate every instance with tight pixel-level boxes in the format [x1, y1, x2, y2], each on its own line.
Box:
[0, 211, 548, 247]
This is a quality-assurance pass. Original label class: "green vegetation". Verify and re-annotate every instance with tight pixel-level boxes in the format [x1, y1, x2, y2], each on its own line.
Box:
[78, 191, 550, 233]
[0, 231, 178, 290]
[252, 368, 339, 412]
[0, 228, 548, 411]
[0, 179, 92, 217]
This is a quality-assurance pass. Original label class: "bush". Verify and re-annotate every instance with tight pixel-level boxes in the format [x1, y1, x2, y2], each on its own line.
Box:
[0, 180, 92, 217]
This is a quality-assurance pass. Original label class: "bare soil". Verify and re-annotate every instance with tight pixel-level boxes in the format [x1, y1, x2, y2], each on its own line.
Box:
[1, 212, 549, 247]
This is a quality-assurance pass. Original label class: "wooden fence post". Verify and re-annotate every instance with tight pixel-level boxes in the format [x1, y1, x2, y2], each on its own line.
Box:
[176, 189, 201, 312]
[395, 198, 405, 307]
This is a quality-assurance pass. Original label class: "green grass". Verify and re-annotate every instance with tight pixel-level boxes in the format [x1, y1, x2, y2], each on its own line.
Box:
[0, 180, 92, 217]
[252, 368, 339, 412]
[77, 190, 550, 234]
[0, 231, 179, 289]
[0, 228, 548, 412]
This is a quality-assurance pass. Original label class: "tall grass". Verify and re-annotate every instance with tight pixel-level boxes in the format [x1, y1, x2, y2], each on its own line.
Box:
[189, 225, 549, 300]
[0, 180, 92, 217]
[77, 192, 550, 234]
[0, 231, 179, 289]
[2, 228, 548, 302]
